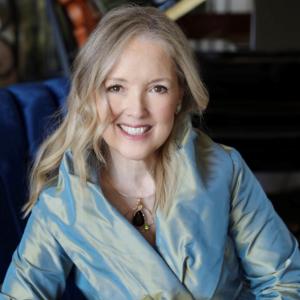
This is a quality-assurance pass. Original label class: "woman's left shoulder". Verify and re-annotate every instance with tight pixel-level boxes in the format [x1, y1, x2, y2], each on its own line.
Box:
[191, 128, 244, 174]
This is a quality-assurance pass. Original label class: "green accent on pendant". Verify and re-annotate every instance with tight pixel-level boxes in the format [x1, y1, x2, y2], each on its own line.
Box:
[144, 224, 150, 231]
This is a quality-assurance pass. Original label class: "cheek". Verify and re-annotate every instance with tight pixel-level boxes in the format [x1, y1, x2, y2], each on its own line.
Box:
[96, 97, 117, 123]
[154, 102, 176, 124]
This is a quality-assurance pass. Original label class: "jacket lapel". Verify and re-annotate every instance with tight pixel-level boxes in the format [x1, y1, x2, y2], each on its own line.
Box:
[58, 151, 194, 298]
[155, 128, 230, 299]
[58, 125, 229, 299]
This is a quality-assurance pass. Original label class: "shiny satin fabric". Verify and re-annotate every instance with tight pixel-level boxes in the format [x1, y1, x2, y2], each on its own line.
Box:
[1, 127, 300, 299]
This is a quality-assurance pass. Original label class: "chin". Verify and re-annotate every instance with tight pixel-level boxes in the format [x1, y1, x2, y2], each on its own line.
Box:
[117, 147, 157, 161]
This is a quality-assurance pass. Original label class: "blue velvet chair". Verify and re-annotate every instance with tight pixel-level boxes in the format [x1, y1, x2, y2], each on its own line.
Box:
[0, 77, 85, 299]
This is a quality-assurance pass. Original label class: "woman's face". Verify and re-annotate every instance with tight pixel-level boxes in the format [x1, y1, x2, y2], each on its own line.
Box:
[97, 36, 182, 162]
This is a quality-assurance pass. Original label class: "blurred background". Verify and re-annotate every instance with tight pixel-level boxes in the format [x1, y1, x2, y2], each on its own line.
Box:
[0, 0, 300, 237]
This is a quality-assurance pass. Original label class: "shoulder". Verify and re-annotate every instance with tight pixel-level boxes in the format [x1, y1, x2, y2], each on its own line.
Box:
[33, 149, 102, 226]
[32, 151, 80, 225]
[194, 128, 241, 158]
[188, 128, 244, 182]
[32, 185, 74, 227]
[184, 128, 264, 214]
[191, 129, 265, 203]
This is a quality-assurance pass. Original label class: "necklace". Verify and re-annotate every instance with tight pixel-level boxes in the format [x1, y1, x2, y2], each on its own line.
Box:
[100, 172, 155, 231]
[125, 198, 155, 232]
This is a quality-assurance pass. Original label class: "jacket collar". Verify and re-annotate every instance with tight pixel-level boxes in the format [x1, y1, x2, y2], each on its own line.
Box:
[57, 124, 228, 299]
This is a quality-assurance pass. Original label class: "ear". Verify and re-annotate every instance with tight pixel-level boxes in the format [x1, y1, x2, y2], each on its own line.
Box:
[179, 84, 184, 102]
[180, 85, 184, 98]
[175, 87, 184, 114]
[175, 103, 182, 114]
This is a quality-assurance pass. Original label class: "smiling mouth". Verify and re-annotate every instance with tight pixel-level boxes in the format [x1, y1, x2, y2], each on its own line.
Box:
[118, 124, 152, 136]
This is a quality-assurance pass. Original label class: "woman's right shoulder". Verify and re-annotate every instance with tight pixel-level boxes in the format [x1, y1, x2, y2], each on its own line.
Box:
[33, 184, 74, 227]
[33, 150, 77, 225]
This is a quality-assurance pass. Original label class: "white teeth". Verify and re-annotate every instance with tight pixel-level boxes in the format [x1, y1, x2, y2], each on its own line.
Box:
[119, 125, 149, 136]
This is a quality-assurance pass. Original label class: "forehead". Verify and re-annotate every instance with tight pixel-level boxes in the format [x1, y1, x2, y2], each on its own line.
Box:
[106, 36, 177, 80]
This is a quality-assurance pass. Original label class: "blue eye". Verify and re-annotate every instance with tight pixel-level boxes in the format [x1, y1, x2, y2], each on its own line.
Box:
[152, 85, 168, 94]
[106, 85, 122, 93]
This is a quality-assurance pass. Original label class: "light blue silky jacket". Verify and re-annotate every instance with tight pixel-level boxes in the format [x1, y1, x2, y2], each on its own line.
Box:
[1, 127, 300, 300]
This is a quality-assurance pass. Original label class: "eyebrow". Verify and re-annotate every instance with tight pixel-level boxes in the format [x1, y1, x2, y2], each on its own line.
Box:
[105, 77, 172, 84]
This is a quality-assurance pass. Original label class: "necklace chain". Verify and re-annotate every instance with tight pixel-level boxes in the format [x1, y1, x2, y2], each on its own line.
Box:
[100, 171, 155, 231]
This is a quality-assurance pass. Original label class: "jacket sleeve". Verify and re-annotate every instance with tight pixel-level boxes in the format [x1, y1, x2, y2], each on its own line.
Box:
[228, 148, 300, 299]
[0, 201, 72, 300]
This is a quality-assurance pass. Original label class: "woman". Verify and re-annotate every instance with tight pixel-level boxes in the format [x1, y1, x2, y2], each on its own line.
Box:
[1, 5, 300, 300]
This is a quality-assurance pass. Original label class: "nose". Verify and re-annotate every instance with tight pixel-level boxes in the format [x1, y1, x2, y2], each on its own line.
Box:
[124, 90, 148, 118]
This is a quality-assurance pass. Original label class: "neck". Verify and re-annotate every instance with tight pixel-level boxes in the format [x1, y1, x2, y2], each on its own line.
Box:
[102, 149, 156, 198]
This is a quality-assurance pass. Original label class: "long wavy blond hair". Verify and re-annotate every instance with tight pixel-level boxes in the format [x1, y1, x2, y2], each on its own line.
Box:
[23, 4, 208, 217]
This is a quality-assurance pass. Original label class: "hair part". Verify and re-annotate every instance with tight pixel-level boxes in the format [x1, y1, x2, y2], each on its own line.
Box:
[23, 4, 209, 217]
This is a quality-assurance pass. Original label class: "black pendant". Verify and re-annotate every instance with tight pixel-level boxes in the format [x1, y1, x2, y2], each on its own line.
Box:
[132, 210, 145, 227]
